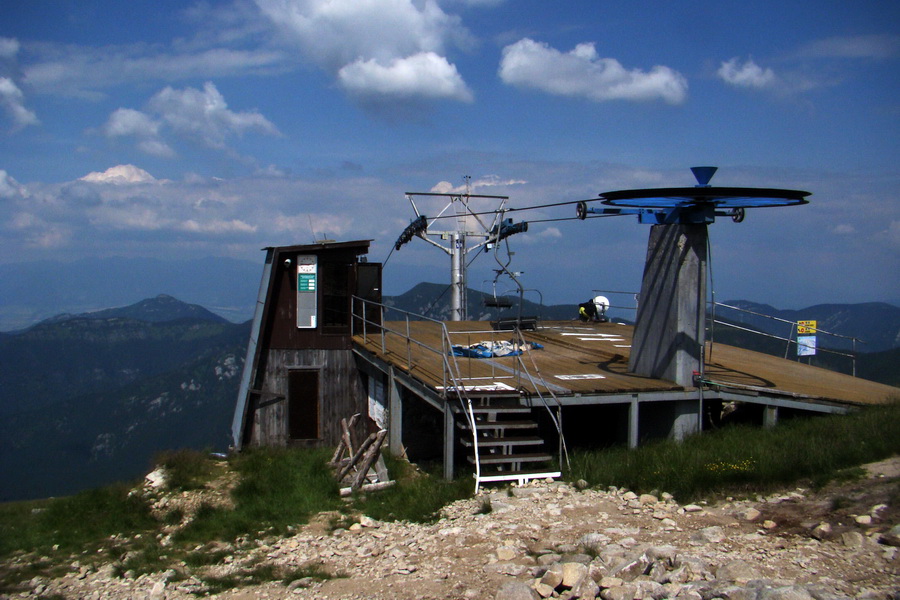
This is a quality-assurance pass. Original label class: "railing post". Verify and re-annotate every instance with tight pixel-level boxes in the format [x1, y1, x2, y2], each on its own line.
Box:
[379, 304, 386, 352]
[406, 315, 412, 370]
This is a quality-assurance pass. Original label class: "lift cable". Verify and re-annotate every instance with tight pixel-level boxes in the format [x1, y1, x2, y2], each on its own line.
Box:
[422, 197, 602, 221]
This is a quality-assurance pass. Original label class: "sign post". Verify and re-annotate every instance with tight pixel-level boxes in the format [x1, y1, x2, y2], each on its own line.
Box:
[797, 320, 817, 358]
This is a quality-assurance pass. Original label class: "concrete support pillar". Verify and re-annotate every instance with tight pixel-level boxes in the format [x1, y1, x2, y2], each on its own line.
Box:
[443, 406, 455, 480]
[388, 367, 403, 456]
[629, 224, 708, 387]
[763, 405, 779, 429]
[628, 398, 639, 449]
[670, 400, 701, 441]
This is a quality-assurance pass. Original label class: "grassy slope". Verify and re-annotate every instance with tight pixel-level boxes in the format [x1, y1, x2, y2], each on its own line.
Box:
[1, 402, 898, 593]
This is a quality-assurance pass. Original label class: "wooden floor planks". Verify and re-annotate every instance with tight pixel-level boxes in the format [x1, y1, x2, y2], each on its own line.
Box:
[353, 320, 898, 407]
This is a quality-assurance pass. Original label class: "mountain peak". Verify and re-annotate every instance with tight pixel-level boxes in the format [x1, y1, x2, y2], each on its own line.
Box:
[34, 295, 228, 327]
[91, 295, 228, 324]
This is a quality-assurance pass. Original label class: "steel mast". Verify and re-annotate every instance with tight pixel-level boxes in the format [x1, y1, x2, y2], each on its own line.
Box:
[398, 179, 509, 321]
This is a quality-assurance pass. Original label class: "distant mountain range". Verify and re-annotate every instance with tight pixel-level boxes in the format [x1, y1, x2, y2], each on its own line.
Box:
[713, 300, 900, 353]
[1, 287, 896, 502]
[383, 282, 579, 323]
[0, 256, 261, 331]
[0, 295, 249, 502]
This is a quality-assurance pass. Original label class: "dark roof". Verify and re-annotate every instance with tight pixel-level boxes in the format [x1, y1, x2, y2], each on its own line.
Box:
[263, 240, 373, 254]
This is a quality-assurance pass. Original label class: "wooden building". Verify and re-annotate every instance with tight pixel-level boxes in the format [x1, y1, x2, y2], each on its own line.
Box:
[231, 238, 898, 492]
[231, 240, 381, 450]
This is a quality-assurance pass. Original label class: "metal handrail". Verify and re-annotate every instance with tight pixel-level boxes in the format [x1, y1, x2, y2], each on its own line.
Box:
[710, 301, 865, 376]
[507, 327, 570, 470]
[352, 296, 484, 487]
[351, 296, 570, 489]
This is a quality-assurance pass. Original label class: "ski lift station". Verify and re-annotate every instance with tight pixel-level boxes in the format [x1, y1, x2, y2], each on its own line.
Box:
[231, 168, 898, 491]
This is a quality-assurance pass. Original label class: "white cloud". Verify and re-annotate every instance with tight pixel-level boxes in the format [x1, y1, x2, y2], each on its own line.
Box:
[102, 108, 175, 158]
[103, 108, 160, 139]
[537, 226, 562, 239]
[101, 82, 279, 156]
[79, 164, 159, 185]
[430, 174, 526, 194]
[256, 0, 468, 68]
[338, 52, 472, 101]
[273, 213, 349, 237]
[148, 82, 280, 149]
[797, 34, 900, 60]
[24, 45, 287, 98]
[0, 77, 39, 129]
[832, 223, 857, 235]
[0, 169, 27, 199]
[256, 0, 473, 102]
[718, 57, 777, 89]
[0, 37, 20, 59]
[179, 218, 257, 234]
[885, 221, 900, 248]
[499, 39, 688, 104]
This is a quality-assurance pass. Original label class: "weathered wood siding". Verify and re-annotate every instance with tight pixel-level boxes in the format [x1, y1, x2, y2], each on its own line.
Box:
[249, 348, 367, 447]
[263, 246, 363, 351]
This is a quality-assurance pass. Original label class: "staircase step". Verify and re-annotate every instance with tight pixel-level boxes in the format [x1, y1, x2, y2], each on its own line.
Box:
[459, 435, 544, 448]
[468, 452, 553, 465]
[450, 405, 531, 415]
[445, 389, 522, 399]
[465, 420, 538, 431]
[476, 470, 562, 485]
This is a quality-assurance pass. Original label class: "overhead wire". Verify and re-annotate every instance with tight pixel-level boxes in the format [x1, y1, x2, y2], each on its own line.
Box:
[421, 197, 604, 221]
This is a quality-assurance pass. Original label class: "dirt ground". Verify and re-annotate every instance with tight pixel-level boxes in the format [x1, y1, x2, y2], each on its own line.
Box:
[7, 457, 898, 600]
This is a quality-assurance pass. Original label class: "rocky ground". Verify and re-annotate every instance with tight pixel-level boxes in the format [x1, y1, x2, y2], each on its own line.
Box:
[5, 458, 898, 600]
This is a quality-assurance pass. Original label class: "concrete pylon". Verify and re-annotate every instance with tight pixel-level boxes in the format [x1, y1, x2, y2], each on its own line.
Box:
[628, 223, 707, 387]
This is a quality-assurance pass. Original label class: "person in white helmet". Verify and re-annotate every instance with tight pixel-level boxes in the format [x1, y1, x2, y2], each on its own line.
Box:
[578, 295, 610, 323]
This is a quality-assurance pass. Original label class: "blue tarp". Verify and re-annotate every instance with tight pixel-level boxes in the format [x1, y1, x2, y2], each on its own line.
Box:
[450, 341, 543, 358]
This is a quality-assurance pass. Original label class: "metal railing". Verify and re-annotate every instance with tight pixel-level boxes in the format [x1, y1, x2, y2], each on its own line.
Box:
[709, 301, 864, 376]
[352, 296, 489, 487]
[590, 289, 639, 322]
[351, 295, 567, 488]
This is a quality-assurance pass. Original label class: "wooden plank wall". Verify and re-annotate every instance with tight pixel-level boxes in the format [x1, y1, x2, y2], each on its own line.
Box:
[249, 348, 368, 448]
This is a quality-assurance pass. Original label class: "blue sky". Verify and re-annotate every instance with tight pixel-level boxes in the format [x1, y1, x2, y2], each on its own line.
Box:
[1, 0, 898, 309]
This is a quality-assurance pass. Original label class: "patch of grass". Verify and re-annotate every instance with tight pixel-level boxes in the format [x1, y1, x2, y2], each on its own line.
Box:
[0, 482, 156, 558]
[351, 456, 471, 523]
[567, 402, 900, 502]
[157, 449, 220, 491]
[829, 495, 853, 511]
[0, 554, 71, 594]
[113, 536, 173, 578]
[176, 446, 342, 543]
[183, 547, 232, 567]
[162, 507, 185, 525]
[280, 562, 340, 585]
[476, 497, 492, 515]
[197, 562, 340, 595]
[326, 513, 357, 532]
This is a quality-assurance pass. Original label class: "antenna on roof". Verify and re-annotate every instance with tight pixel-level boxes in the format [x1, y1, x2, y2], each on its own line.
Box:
[308, 215, 318, 243]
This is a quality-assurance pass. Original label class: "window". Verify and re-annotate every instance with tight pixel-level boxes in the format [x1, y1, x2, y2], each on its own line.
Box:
[321, 261, 350, 332]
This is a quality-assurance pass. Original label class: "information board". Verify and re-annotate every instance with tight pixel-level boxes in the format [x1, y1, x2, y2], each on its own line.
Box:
[797, 335, 817, 357]
[797, 319, 817, 356]
[797, 320, 817, 334]
[296, 255, 317, 328]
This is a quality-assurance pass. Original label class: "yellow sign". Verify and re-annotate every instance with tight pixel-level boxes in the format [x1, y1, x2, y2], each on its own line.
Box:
[797, 320, 817, 334]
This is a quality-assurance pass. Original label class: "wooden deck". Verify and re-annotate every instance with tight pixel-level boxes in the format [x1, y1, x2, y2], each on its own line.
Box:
[353, 320, 898, 407]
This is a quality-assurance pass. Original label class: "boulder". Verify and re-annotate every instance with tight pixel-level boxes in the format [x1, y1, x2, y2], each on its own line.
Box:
[495, 580, 540, 600]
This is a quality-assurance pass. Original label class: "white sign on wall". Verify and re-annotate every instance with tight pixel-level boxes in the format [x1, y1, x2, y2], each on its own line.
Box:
[296, 255, 317, 328]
